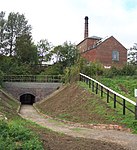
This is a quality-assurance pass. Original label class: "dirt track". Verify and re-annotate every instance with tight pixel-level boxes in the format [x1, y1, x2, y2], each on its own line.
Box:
[19, 105, 137, 150]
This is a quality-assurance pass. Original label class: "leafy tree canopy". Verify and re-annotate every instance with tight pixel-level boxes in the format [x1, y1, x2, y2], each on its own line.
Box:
[0, 11, 32, 56]
[128, 43, 137, 65]
[37, 39, 53, 64]
[15, 34, 38, 65]
[49, 41, 79, 68]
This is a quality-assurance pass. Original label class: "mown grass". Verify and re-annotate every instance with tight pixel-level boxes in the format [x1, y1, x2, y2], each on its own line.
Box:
[79, 80, 137, 134]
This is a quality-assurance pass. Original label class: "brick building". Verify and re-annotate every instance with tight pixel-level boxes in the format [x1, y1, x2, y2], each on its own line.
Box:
[77, 16, 127, 68]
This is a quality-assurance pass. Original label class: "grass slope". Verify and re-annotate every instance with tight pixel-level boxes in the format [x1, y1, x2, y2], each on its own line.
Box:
[0, 89, 20, 119]
[0, 89, 44, 149]
[0, 86, 127, 150]
[96, 76, 137, 101]
[36, 82, 137, 133]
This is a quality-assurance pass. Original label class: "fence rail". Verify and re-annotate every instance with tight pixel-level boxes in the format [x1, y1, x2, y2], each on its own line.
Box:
[80, 73, 137, 119]
[3, 75, 63, 83]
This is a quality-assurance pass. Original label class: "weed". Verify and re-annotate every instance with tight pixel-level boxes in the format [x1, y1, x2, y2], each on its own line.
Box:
[0, 120, 44, 150]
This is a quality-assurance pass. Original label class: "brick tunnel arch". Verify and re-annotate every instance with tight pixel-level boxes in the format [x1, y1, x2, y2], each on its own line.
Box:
[20, 93, 35, 104]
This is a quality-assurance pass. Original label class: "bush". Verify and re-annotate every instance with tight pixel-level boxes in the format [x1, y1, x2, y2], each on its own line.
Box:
[81, 61, 104, 77]
[64, 65, 80, 83]
[40, 63, 63, 76]
[103, 66, 119, 78]
[0, 70, 4, 85]
[103, 64, 137, 77]
[120, 64, 136, 76]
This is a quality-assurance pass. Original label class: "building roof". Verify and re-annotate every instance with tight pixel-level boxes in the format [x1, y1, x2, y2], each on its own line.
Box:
[77, 35, 102, 46]
[81, 36, 127, 54]
[89, 36, 102, 40]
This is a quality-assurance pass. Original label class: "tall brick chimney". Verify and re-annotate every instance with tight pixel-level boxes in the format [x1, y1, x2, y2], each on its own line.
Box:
[84, 16, 89, 39]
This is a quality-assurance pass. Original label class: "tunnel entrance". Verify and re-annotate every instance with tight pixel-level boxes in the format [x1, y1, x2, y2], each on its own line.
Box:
[20, 94, 35, 104]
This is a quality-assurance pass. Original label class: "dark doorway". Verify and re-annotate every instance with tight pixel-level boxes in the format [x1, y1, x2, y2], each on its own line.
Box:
[20, 94, 35, 104]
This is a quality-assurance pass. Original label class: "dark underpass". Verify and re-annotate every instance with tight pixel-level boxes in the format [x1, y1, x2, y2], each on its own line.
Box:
[20, 94, 35, 104]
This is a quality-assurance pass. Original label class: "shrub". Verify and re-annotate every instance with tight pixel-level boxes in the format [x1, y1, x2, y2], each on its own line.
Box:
[103, 66, 119, 78]
[81, 61, 104, 77]
[40, 63, 63, 75]
[64, 65, 80, 83]
[120, 64, 136, 76]
[0, 70, 4, 85]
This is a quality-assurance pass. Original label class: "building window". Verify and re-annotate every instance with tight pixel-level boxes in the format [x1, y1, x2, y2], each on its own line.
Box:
[112, 50, 119, 61]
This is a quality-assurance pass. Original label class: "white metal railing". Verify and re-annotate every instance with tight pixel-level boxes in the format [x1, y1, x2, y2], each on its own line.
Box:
[80, 73, 137, 119]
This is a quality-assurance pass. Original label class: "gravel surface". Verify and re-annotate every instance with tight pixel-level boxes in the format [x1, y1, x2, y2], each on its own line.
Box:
[19, 105, 137, 150]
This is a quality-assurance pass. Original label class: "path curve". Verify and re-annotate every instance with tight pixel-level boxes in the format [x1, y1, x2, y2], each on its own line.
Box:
[19, 105, 137, 150]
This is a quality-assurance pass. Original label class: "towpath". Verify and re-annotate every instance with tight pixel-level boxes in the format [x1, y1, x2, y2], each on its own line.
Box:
[19, 105, 137, 150]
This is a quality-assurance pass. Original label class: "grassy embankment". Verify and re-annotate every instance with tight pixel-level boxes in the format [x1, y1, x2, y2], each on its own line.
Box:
[0, 89, 44, 149]
[96, 76, 137, 101]
[36, 76, 137, 134]
[79, 79, 137, 133]
[1, 76, 137, 149]
[95, 76, 137, 133]
[0, 88, 125, 150]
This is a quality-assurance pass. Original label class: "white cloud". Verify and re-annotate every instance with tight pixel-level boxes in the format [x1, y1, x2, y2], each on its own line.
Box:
[1, 0, 137, 48]
[81, 0, 137, 48]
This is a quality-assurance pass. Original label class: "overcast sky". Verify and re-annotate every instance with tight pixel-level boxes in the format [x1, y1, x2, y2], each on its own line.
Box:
[1, 0, 137, 48]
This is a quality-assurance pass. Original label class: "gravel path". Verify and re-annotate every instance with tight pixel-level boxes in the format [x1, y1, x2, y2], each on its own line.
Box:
[19, 105, 137, 150]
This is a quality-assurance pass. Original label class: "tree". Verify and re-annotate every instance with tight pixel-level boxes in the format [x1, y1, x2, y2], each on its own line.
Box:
[51, 45, 64, 63]
[63, 41, 79, 67]
[0, 11, 7, 55]
[50, 41, 79, 67]
[15, 34, 38, 65]
[0, 55, 16, 74]
[37, 39, 52, 64]
[5, 12, 32, 56]
[128, 43, 137, 64]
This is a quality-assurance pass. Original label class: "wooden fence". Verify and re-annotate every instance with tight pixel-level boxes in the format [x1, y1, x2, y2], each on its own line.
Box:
[3, 75, 63, 83]
[80, 73, 137, 119]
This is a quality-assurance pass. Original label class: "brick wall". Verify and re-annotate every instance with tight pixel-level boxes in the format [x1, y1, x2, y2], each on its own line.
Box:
[82, 49, 97, 62]
[96, 36, 127, 67]
[77, 38, 98, 53]
[78, 36, 127, 67]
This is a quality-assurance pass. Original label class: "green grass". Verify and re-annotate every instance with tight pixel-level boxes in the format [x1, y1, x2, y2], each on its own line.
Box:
[0, 89, 45, 149]
[0, 89, 20, 119]
[0, 119, 44, 150]
[95, 76, 137, 102]
[78, 81, 137, 134]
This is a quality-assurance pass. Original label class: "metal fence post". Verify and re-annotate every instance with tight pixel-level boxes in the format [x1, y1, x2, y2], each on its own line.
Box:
[92, 81, 94, 92]
[123, 99, 126, 115]
[135, 104, 137, 120]
[101, 86, 103, 97]
[89, 80, 91, 88]
[134, 89, 137, 119]
[114, 94, 116, 108]
[96, 83, 98, 94]
[107, 90, 109, 103]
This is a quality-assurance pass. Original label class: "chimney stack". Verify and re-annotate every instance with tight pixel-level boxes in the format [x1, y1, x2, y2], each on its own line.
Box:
[84, 16, 89, 39]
